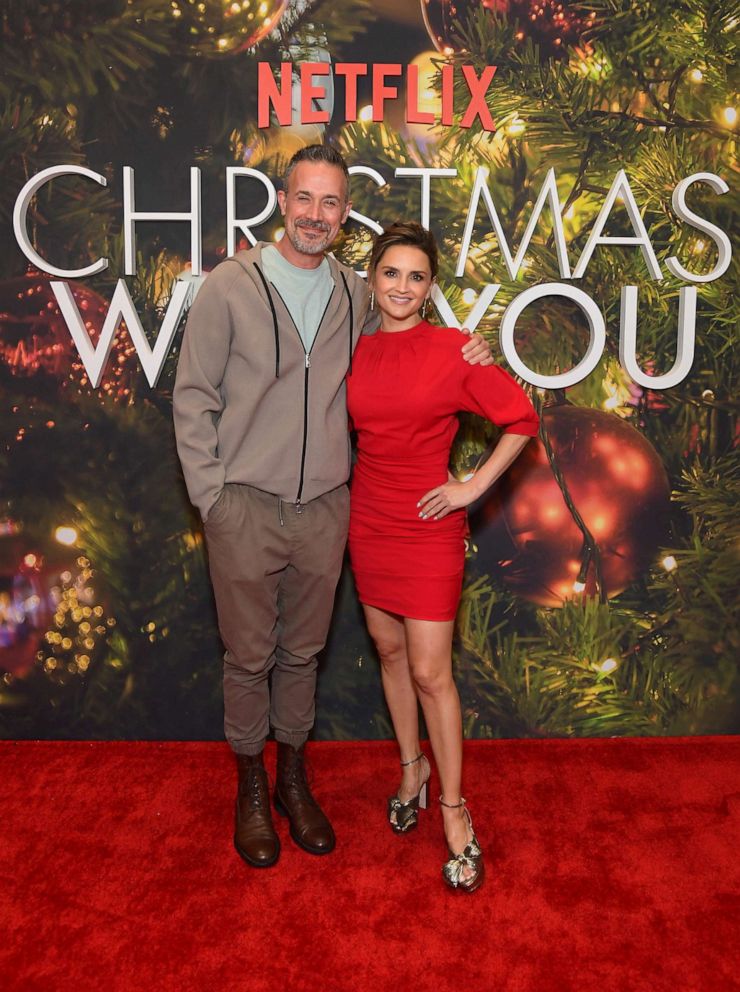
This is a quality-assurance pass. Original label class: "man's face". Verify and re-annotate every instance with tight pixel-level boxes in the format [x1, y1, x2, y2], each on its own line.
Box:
[277, 162, 351, 266]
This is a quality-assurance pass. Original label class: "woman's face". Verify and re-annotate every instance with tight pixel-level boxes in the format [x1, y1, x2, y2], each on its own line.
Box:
[371, 245, 433, 330]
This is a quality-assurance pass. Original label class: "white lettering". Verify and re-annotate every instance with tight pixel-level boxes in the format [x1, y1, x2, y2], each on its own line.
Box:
[13, 166, 108, 278]
[573, 170, 662, 281]
[500, 283, 606, 388]
[665, 173, 731, 283]
[51, 279, 190, 387]
[123, 166, 202, 276]
[619, 285, 696, 388]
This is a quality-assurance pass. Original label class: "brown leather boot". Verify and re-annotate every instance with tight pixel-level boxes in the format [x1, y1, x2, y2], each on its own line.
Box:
[234, 752, 280, 868]
[274, 742, 335, 855]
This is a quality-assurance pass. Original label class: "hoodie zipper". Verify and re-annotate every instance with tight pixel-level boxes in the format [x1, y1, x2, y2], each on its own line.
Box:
[269, 283, 333, 506]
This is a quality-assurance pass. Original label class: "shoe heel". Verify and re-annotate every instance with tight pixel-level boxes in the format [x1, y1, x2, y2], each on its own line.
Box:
[419, 780, 428, 810]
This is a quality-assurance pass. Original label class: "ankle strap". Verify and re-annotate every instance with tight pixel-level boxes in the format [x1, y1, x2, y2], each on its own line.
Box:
[400, 752, 425, 767]
[439, 796, 466, 808]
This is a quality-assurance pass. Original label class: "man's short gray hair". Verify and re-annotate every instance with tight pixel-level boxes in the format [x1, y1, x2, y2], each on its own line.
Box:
[282, 144, 350, 203]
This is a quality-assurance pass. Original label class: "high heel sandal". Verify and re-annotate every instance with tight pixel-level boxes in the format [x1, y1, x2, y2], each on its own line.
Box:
[387, 753, 430, 834]
[440, 797, 484, 893]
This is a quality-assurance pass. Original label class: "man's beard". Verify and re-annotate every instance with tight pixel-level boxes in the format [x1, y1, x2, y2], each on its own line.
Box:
[288, 219, 333, 255]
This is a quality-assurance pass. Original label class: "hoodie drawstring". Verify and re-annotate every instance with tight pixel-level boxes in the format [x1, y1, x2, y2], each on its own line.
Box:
[340, 271, 354, 375]
[253, 263, 281, 378]
[255, 259, 354, 379]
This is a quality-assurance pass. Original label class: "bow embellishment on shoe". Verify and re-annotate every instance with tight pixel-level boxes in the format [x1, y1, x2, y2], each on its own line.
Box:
[442, 838, 483, 888]
[388, 794, 419, 832]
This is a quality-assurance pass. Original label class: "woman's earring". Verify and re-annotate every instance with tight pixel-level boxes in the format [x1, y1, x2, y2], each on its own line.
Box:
[370, 290, 375, 310]
[422, 297, 429, 319]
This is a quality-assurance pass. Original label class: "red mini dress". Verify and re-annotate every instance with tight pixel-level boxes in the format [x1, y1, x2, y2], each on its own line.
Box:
[346, 321, 539, 621]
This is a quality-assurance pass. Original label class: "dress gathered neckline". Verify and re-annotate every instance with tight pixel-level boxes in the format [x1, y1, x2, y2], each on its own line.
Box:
[377, 319, 429, 336]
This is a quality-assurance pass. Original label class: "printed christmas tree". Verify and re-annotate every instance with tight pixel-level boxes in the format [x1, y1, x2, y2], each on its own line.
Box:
[0, 0, 737, 739]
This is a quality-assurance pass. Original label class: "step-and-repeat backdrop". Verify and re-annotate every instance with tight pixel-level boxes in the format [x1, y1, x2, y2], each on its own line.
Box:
[1, 0, 737, 739]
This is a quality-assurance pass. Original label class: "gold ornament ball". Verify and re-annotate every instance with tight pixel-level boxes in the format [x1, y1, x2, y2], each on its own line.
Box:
[242, 123, 327, 169]
[172, 0, 288, 57]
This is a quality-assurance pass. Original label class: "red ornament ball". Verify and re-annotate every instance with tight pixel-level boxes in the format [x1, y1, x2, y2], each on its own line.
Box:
[420, 0, 594, 57]
[0, 272, 136, 398]
[472, 404, 670, 606]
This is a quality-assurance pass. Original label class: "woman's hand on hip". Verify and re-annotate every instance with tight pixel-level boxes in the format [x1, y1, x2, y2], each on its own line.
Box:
[417, 479, 480, 520]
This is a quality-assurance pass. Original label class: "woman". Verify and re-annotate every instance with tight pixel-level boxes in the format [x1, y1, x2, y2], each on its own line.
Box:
[347, 222, 539, 892]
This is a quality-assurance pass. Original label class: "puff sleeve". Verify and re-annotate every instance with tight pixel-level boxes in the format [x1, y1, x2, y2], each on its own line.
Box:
[455, 361, 539, 436]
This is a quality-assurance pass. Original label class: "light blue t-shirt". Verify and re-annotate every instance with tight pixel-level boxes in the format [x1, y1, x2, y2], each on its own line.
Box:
[261, 244, 334, 353]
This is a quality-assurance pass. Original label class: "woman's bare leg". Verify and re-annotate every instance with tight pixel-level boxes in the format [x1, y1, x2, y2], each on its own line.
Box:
[362, 604, 428, 801]
[404, 618, 473, 865]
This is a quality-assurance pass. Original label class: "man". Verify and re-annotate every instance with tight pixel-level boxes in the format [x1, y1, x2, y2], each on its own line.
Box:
[173, 144, 491, 869]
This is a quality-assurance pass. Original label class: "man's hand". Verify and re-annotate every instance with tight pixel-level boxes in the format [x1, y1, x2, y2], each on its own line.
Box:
[461, 328, 494, 366]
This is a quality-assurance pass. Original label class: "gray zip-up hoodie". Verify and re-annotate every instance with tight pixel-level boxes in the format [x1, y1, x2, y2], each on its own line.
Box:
[173, 243, 370, 521]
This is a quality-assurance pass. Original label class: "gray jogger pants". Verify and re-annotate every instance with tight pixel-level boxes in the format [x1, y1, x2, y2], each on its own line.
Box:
[203, 483, 350, 755]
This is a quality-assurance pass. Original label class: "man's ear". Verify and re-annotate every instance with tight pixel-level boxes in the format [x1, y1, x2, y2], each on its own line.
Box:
[277, 189, 287, 216]
[341, 199, 352, 224]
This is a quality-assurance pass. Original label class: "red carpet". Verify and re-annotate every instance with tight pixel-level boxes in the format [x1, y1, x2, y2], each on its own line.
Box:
[3, 738, 739, 992]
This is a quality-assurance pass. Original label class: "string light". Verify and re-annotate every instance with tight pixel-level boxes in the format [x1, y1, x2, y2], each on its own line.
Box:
[722, 106, 737, 126]
[661, 555, 677, 572]
[600, 373, 636, 417]
[55, 526, 78, 546]
[689, 68, 703, 82]
[37, 563, 114, 683]
[572, 580, 586, 593]
[506, 117, 526, 137]
[597, 657, 618, 673]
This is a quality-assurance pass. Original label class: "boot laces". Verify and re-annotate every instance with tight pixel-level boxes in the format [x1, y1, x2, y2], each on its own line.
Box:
[241, 765, 267, 810]
[285, 756, 317, 806]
